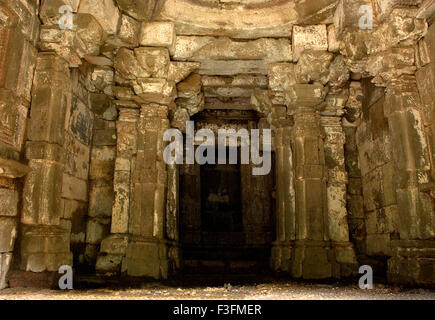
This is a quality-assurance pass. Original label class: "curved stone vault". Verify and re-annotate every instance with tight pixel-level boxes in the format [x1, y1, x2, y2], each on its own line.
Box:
[0, 0, 434, 289]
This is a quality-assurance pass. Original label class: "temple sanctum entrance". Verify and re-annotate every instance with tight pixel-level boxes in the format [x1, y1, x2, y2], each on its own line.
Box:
[179, 111, 276, 274]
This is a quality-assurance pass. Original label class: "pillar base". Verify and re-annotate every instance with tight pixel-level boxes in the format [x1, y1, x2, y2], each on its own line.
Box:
[95, 234, 129, 276]
[271, 240, 358, 279]
[20, 225, 72, 273]
[7, 270, 62, 289]
[122, 237, 169, 280]
[387, 240, 435, 287]
[96, 235, 181, 280]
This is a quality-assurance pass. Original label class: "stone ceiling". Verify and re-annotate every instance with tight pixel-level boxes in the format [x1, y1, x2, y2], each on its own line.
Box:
[155, 0, 339, 38]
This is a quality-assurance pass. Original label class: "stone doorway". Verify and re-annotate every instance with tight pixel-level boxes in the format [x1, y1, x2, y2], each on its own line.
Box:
[179, 111, 276, 274]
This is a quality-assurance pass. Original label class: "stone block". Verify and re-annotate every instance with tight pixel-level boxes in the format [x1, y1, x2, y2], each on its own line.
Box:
[93, 129, 117, 146]
[131, 79, 176, 104]
[38, 27, 84, 67]
[361, 163, 396, 212]
[62, 174, 88, 202]
[202, 74, 268, 88]
[388, 108, 430, 173]
[198, 60, 268, 76]
[115, 0, 156, 21]
[124, 241, 166, 278]
[89, 182, 114, 218]
[292, 25, 328, 62]
[26, 141, 66, 164]
[129, 183, 156, 237]
[29, 53, 70, 145]
[118, 14, 140, 46]
[90, 93, 111, 116]
[295, 50, 334, 85]
[0, 217, 16, 252]
[168, 62, 201, 83]
[78, 0, 120, 35]
[65, 99, 94, 146]
[173, 36, 292, 63]
[396, 187, 434, 240]
[73, 13, 104, 56]
[84, 243, 99, 266]
[416, 63, 435, 126]
[100, 235, 129, 255]
[285, 84, 328, 108]
[64, 134, 91, 181]
[116, 118, 138, 157]
[114, 47, 151, 79]
[366, 234, 392, 256]
[21, 252, 73, 272]
[40, 0, 75, 24]
[268, 63, 296, 92]
[86, 218, 110, 245]
[4, 0, 39, 43]
[139, 22, 176, 54]
[134, 47, 170, 78]
[21, 226, 70, 255]
[335, 245, 357, 264]
[327, 184, 349, 242]
[333, 0, 375, 37]
[96, 254, 123, 273]
[15, 40, 37, 101]
[0, 89, 29, 152]
[366, 205, 397, 234]
[328, 55, 350, 88]
[177, 74, 201, 98]
[176, 93, 205, 116]
[112, 171, 130, 234]
[328, 24, 341, 52]
[0, 157, 30, 179]
[89, 146, 116, 180]
[22, 160, 63, 226]
[204, 86, 255, 99]
[1, 21, 37, 100]
[88, 66, 115, 92]
[0, 188, 18, 217]
[347, 195, 365, 219]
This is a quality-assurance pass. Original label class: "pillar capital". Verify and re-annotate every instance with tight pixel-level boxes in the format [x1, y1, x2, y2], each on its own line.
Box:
[285, 83, 328, 114]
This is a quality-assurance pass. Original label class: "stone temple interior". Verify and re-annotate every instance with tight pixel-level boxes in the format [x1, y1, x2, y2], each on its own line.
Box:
[0, 0, 434, 290]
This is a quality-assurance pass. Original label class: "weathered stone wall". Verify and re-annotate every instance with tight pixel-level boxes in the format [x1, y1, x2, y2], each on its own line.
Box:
[0, 0, 433, 288]
[0, 0, 38, 288]
[336, 1, 435, 285]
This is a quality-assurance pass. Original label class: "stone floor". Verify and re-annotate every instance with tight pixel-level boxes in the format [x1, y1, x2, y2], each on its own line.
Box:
[1, 280, 434, 300]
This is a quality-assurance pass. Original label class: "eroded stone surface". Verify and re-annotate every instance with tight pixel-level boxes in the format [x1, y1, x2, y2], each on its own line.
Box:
[0, 0, 433, 289]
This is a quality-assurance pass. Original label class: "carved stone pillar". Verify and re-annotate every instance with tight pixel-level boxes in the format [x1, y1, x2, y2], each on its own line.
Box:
[288, 106, 333, 279]
[96, 108, 139, 274]
[321, 115, 358, 277]
[270, 124, 295, 272]
[384, 75, 435, 285]
[122, 104, 170, 279]
[20, 52, 72, 272]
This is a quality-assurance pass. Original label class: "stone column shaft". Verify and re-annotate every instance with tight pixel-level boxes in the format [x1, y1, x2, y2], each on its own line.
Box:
[291, 108, 329, 242]
[275, 126, 296, 242]
[20, 52, 72, 272]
